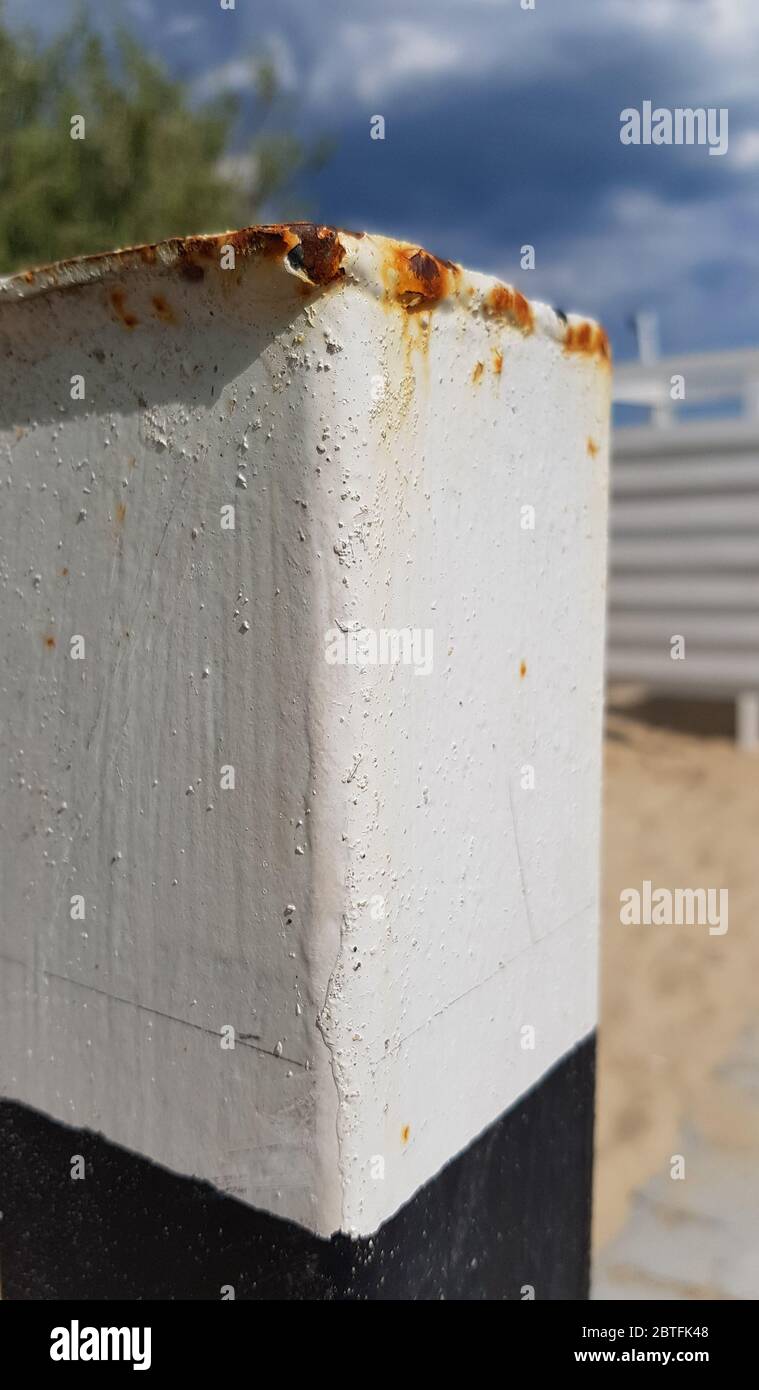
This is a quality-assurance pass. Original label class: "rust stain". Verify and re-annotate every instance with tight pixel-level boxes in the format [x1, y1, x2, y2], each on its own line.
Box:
[43, 633, 56, 649]
[284, 223, 346, 284]
[401, 1124, 411, 1144]
[58, 566, 69, 578]
[484, 284, 534, 334]
[113, 500, 127, 537]
[492, 348, 503, 376]
[586, 436, 599, 458]
[151, 294, 176, 324]
[384, 245, 458, 310]
[472, 360, 484, 384]
[519, 660, 527, 678]
[109, 288, 139, 329]
[564, 320, 611, 364]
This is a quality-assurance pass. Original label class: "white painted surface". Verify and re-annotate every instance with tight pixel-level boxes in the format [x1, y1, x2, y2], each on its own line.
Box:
[0, 227, 610, 1235]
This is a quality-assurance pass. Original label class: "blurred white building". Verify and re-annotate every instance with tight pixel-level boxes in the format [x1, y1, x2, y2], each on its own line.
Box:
[609, 346, 759, 748]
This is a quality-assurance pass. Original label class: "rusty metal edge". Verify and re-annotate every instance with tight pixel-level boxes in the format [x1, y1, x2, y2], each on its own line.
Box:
[0, 221, 610, 363]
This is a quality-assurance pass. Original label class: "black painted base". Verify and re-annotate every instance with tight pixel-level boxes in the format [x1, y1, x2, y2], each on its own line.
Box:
[0, 1035, 595, 1300]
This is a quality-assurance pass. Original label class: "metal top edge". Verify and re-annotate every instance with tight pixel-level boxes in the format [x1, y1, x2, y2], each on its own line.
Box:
[0, 222, 610, 364]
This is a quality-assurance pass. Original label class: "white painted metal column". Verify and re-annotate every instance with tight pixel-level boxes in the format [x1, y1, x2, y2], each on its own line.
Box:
[0, 225, 610, 1238]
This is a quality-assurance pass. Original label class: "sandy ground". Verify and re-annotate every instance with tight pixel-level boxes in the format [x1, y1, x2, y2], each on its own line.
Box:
[593, 690, 759, 1251]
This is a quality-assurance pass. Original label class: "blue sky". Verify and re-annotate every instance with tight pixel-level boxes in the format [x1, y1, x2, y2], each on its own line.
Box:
[5, 0, 759, 362]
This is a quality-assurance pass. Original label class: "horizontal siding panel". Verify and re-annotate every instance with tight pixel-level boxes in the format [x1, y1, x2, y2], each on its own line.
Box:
[608, 612, 759, 647]
[609, 575, 759, 610]
[612, 458, 759, 495]
[607, 649, 759, 690]
[611, 536, 759, 569]
[611, 494, 759, 532]
[614, 418, 759, 459]
[609, 419, 759, 700]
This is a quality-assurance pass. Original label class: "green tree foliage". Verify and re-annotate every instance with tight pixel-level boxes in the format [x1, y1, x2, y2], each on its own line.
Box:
[0, 7, 329, 272]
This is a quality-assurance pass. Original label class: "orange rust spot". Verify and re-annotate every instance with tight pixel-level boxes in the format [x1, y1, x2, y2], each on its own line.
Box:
[58, 566, 69, 578]
[22, 270, 35, 284]
[492, 348, 503, 376]
[280, 223, 346, 284]
[472, 360, 484, 384]
[110, 288, 138, 329]
[484, 284, 534, 334]
[401, 1124, 411, 1144]
[43, 633, 56, 649]
[564, 321, 611, 364]
[113, 501, 127, 537]
[519, 660, 527, 678]
[385, 245, 457, 310]
[138, 244, 158, 265]
[151, 294, 176, 324]
[586, 436, 599, 458]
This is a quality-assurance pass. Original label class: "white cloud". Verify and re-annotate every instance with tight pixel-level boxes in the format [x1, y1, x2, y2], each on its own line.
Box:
[505, 184, 759, 344]
[194, 31, 298, 101]
[287, 0, 759, 113]
[164, 15, 204, 39]
[731, 130, 759, 168]
[307, 20, 469, 107]
[195, 59, 256, 100]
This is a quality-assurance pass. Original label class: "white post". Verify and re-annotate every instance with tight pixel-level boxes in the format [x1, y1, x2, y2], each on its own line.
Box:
[0, 225, 610, 1247]
[737, 692, 759, 750]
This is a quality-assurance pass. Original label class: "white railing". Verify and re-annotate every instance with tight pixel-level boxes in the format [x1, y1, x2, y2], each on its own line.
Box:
[609, 352, 759, 748]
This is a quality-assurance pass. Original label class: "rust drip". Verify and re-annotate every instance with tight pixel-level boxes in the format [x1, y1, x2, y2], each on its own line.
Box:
[564, 320, 611, 364]
[151, 294, 176, 324]
[109, 288, 138, 329]
[492, 348, 503, 376]
[472, 360, 484, 384]
[586, 436, 599, 458]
